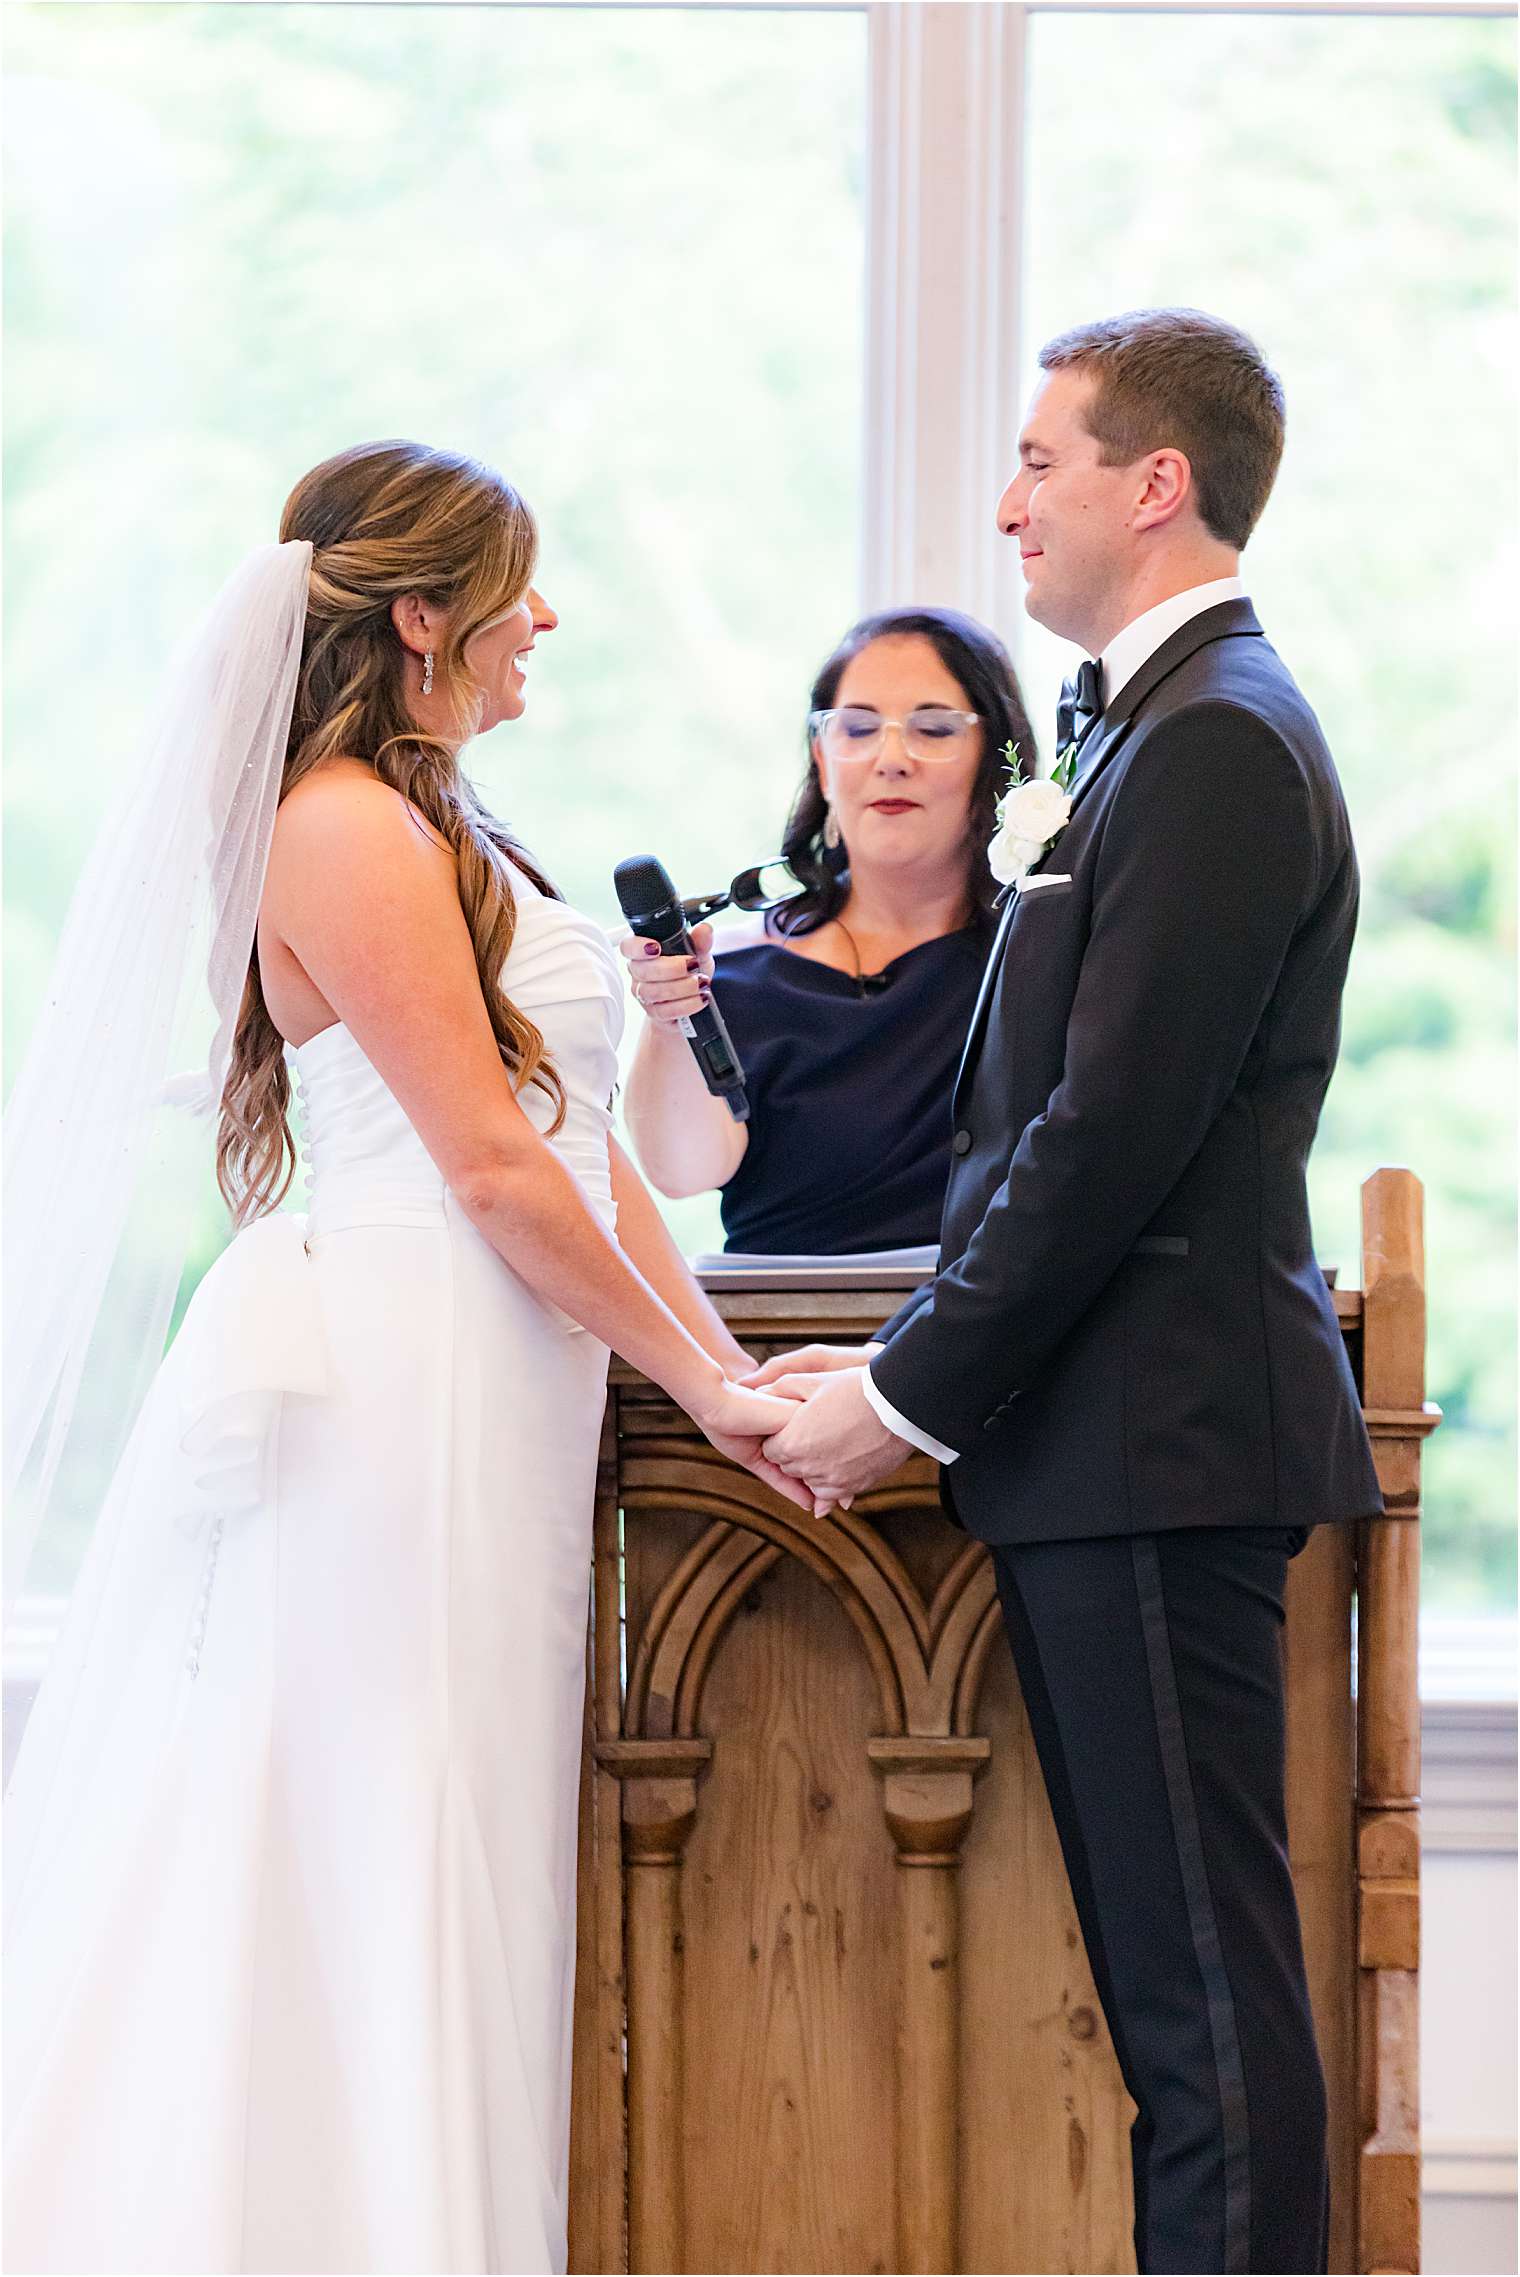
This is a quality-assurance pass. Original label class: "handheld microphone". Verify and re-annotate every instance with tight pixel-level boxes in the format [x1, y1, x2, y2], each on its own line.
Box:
[614, 855, 750, 1122]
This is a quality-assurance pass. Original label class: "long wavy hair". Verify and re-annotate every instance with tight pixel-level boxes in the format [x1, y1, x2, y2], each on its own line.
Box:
[217, 440, 566, 1227]
[773, 607, 1037, 939]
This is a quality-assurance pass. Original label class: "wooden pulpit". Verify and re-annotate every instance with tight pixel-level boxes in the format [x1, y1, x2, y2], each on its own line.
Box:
[568, 1169, 1438, 2275]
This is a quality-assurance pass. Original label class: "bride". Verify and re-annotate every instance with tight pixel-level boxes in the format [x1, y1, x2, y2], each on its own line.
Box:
[2, 440, 804, 2274]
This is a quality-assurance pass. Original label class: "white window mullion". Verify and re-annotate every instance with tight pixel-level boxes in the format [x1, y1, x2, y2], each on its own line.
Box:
[862, 0, 924, 615]
[863, 2, 1029, 634]
[964, 1, 1029, 645]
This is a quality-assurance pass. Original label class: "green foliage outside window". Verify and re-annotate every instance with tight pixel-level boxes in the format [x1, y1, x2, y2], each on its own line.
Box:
[1023, 10, 1517, 1612]
[5, 5, 1513, 1611]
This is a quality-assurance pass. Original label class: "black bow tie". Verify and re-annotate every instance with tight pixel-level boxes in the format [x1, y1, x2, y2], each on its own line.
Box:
[1056, 657, 1104, 756]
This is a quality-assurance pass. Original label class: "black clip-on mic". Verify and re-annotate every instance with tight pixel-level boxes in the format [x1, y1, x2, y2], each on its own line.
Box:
[613, 856, 751, 1123]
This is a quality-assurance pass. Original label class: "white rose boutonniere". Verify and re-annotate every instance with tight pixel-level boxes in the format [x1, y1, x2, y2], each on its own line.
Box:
[988, 741, 1076, 891]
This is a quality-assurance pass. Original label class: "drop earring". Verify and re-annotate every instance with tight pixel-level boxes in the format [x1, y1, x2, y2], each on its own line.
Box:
[421, 650, 435, 697]
[823, 803, 842, 851]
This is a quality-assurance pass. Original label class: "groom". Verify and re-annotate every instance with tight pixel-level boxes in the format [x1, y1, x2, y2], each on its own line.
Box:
[752, 309, 1383, 2274]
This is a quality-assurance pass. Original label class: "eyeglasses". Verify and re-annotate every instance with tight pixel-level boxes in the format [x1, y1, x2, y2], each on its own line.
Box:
[808, 706, 980, 764]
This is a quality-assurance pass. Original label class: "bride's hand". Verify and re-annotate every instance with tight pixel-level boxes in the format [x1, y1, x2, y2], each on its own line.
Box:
[740, 1340, 882, 1387]
[692, 1379, 820, 1513]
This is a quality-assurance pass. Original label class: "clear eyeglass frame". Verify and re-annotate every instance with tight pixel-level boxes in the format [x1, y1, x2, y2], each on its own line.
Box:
[808, 705, 981, 763]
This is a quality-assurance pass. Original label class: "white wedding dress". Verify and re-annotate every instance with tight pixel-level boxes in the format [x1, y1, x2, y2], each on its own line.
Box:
[4, 865, 623, 2275]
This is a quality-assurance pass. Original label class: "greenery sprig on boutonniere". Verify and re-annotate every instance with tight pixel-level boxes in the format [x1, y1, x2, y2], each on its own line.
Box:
[998, 737, 1077, 807]
[988, 739, 1077, 889]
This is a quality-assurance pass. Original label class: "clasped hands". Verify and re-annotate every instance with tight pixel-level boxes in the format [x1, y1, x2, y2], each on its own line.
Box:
[730, 1341, 909, 1516]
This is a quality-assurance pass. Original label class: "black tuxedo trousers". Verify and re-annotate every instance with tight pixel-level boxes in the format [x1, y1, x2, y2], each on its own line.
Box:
[993, 1523, 1327, 2275]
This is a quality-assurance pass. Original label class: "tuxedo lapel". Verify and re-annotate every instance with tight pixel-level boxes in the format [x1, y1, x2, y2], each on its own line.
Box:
[953, 894, 1017, 1112]
[951, 601, 1265, 1116]
[952, 706, 1124, 1113]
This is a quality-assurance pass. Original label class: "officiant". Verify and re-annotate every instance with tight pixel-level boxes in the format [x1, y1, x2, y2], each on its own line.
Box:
[620, 608, 1034, 1254]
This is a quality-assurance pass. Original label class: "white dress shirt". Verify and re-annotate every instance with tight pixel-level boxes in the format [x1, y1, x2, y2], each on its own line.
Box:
[1097, 574, 1245, 709]
[862, 573, 1249, 1465]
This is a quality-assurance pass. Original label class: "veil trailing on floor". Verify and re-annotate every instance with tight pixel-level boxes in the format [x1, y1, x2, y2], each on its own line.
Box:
[2, 540, 312, 1698]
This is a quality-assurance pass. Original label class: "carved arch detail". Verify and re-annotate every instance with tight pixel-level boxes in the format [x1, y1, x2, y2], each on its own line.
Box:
[619, 1448, 1000, 1744]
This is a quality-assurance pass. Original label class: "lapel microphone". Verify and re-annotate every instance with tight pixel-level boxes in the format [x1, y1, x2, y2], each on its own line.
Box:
[614, 855, 751, 1122]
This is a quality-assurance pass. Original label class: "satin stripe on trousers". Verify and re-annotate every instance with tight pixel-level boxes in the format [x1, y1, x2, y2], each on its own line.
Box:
[991, 1526, 1329, 2276]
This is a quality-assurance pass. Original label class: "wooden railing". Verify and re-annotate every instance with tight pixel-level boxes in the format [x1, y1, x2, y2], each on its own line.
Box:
[569, 1168, 1439, 2275]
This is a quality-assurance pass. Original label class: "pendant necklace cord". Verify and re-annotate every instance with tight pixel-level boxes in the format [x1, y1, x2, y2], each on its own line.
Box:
[832, 916, 868, 1000]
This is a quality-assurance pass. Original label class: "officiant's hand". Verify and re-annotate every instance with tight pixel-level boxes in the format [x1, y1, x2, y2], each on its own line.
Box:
[619, 919, 716, 1028]
[694, 1379, 817, 1512]
[761, 1367, 906, 1511]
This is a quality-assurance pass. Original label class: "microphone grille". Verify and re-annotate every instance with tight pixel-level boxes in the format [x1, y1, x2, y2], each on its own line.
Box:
[614, 855, 678, 923]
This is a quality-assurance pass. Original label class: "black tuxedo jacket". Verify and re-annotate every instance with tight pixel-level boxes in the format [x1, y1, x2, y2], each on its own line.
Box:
[870, 599, 1384, 1545]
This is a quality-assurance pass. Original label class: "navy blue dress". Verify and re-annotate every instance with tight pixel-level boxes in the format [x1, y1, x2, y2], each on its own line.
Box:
[709, 923, 991, 1255]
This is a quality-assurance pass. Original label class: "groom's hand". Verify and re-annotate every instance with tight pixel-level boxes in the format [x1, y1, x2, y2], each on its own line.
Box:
[761, 1367, 907, 1508]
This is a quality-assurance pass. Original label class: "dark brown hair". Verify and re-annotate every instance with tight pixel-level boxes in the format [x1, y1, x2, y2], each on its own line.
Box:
[218, 440, 565, 1227]
[775, 607, 1036, 938]
[1039, 308, 1285, 551]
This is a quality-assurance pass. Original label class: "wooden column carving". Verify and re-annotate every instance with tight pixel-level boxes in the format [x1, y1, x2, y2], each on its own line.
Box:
[870, 1735, 991, 2273]
[600, 1737, 713, 2276]
[1356, 1170, 1440, 2277]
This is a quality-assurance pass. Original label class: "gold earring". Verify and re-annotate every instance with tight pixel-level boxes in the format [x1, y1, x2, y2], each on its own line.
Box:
[421, 650, 435, 697]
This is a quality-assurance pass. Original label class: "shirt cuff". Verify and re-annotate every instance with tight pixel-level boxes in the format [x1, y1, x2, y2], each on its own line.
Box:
[862, 1364, 960, 1466]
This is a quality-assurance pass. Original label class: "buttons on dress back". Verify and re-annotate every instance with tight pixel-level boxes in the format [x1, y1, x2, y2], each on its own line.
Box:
[184, 1513, 226, 1680]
